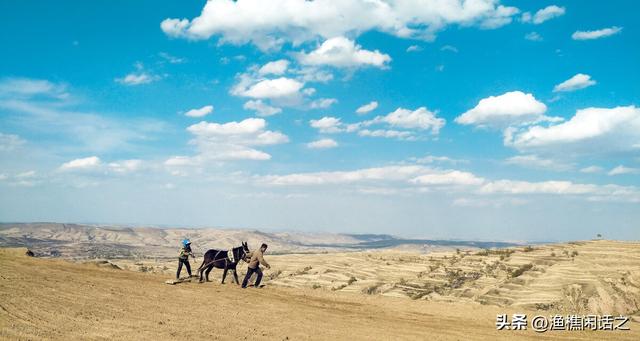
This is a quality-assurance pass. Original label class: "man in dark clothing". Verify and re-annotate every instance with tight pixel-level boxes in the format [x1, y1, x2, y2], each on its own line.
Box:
[242, 243, 270, 288]
[177, 238, 195, 280]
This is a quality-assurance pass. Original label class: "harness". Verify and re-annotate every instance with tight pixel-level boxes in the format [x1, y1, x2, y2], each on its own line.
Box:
[200, 248, 245, 270]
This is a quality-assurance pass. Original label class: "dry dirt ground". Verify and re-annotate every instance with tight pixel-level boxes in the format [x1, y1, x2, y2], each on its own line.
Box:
[1, 246, 638, 340]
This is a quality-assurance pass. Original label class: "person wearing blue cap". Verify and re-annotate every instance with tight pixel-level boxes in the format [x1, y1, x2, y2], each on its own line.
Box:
[177, 238, 195, 280]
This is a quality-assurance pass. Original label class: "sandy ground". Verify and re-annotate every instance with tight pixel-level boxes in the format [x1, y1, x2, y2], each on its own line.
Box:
[1, 247, 638, 340]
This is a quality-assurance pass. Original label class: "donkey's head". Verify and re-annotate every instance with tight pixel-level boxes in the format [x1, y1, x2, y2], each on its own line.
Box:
[232, 241, 250, 264]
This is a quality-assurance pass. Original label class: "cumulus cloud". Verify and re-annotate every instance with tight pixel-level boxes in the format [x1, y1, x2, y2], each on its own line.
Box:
[254, 163, 640, 202]
[553, 74, 596, 92]
[243, 100, 282, 117]
[504, 106, 640, 155]
[161, 0, 520, 50]
[179, 118, 289, 161]
[455, 91, 550, 128]
[580, 166, 603, 174]
[258, 60, 290, 75]
[524, 32, 543, 41]
[521, 5, 565, 24]
[572, 26, 622, 40]
[373, 107, 444, 133]
[184, 105, 214, 117]
[159, 52, 186, 64]
[440, 45, 458, 53]
[480, 180, 595, 195]
[297, 37, 391, 69]
[310, 98, 338, 109]
[608, 165, 640, 176]
[410, 170, 484, 186]
[310, 117, 345, 134]
[116, 73, 160, 86]
[310, 107, 445, 140]
[356, 101, 378, 115]
[0, 77, 69, 99]
[59, 156, 102, 171]
[307, 138, 338, 149]
[108, 159, 143, 173]
[233, 77, 304, 99]
[505, 154, 572, 171]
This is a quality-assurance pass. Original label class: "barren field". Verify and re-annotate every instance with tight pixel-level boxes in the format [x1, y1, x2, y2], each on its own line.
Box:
[1, 241, 639, 340]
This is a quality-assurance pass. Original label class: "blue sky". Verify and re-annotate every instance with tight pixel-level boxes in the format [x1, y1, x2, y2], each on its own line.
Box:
[1, 0, 639, 241]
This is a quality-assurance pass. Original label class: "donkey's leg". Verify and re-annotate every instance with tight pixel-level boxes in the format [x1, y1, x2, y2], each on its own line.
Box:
[205, 265, 213, 282]
[233, 269, 240, 285]
[221, 267, 228, 284]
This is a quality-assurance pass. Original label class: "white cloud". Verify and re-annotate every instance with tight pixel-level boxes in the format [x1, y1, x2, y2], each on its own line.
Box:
[161, 0, 520, 50]
[480, 180, 595, 195]
[553, 73, 596, 92]
[243, 100, 282, 117]
[307, 138, 338, 149]
[0, 133, 26, 151]
[184, 105, 214, 117]
[580, 166, 603, 174]
[258, 60, 290, 75]
[310, 117, 344, 134]
[455, 91, 549, 128]
[183, 118, 289, 161]
[116, 73, 160, 86]
[440, 45, 458, 53]
[310, 98, 338, 109]
[572, 26, 622, 40]
[357, 129, 414, 140]
[356, 101, 378, 115]
[258, 165, 433, 186]
[108, 159, 143, 173]
[0, 77, 68, 99]
[410, 170, 484, 186]
[59, 156, 101, 171]
[253, 162, 640, 203]
[372, 107, 445, 133]
[524, 32, 543, 41]
[159, 52, 186, 64]
[297, 37, 391, 69]
[522, 5, 565, 24]
[410, 155, 467, 165]
[232, 76, 304, 99]
[505, 155, 572, 171]
[310, 107, 445, 140]
[406, 45, 422, 52]
[504, 106, 640, 155]
[608, 165, 640, 176]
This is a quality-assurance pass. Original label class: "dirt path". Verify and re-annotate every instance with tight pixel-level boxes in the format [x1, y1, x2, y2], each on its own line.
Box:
[0, 248, 637, 340]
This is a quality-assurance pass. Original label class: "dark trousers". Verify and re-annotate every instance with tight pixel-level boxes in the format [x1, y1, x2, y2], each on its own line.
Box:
[241, 266, 263, 288]
[177, 258, 191, 279]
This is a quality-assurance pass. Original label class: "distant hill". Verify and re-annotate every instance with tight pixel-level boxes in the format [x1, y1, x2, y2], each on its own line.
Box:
[0, 223, 519, 259]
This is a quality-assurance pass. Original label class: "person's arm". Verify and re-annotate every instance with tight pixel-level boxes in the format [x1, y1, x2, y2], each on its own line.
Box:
[258, 252, 270, 268]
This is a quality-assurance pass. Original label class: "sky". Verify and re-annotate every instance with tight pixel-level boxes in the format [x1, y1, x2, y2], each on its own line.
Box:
[0, 0, 639, 241]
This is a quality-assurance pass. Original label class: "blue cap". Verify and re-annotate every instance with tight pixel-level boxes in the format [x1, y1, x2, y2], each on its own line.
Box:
[182, 238, 191, 247]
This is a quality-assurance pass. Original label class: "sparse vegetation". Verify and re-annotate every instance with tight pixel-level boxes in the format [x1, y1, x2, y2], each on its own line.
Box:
[347, 276, 357, 285]
[311, 283, 321, 289]
[509, 263, 533, 278]
[362, 283, 384, 295]
[523, 246, 535, 252]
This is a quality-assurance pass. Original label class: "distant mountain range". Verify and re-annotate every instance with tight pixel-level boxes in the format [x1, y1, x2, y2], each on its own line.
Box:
[0, 223, 520, 259]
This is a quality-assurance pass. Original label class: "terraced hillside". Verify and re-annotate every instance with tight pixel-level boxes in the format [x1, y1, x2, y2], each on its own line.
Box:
[107, 240, 640, 317]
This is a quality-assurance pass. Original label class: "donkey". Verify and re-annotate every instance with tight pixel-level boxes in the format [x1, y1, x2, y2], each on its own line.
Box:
[197, 241, 250, 284]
